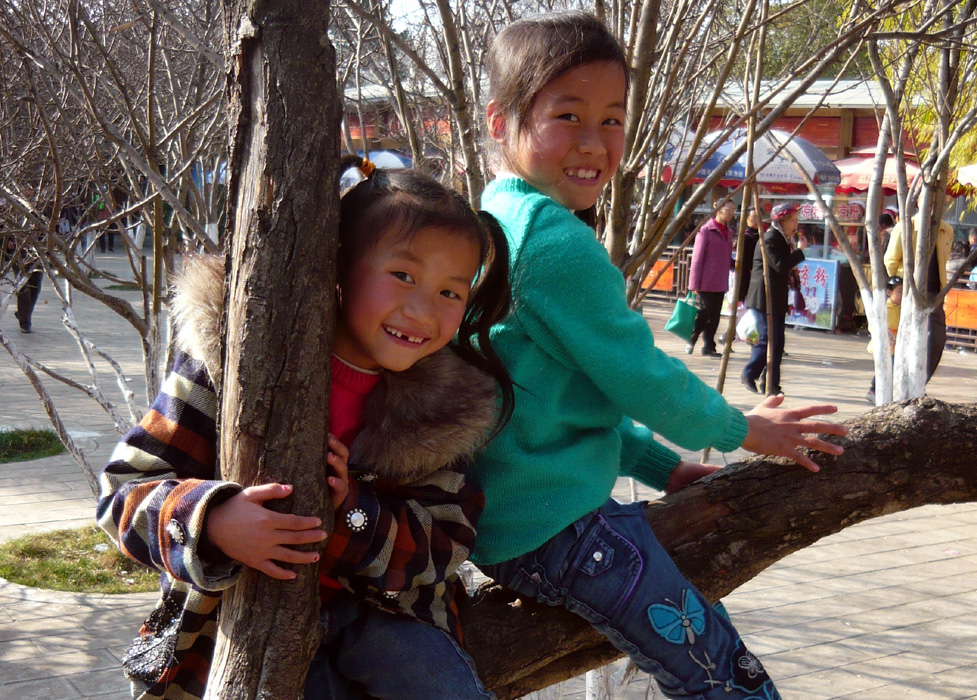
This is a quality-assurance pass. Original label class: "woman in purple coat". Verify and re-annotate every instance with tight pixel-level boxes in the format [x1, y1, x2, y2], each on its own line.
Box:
[687, 199, 735, 357]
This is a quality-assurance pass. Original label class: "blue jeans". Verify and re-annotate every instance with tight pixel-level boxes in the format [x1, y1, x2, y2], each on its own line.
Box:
[742, 309, 786, 392]
[479, 499, 780, 700]
[303, 594, 495, 700]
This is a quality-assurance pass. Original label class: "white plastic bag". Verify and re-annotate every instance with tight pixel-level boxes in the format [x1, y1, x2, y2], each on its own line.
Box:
[736, 308, 760, 345]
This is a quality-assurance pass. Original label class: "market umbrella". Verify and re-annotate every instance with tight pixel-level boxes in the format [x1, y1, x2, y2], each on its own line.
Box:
[835, 155, 920, 195]
[663, 128, 841, 193]
[341, 149, 413, 189]
[836, 154, 970, 195]
[957, 164, 977, 188]
[361, 150, 412, 169]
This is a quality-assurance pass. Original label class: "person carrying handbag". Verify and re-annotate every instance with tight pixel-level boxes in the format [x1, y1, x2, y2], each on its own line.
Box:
[686, 199, 736, 357]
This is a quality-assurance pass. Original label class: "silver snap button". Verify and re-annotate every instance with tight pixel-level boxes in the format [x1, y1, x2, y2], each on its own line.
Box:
[346, 509, 368, 531]
[593, 551, 603, 562]
[166, 519, 187, 545]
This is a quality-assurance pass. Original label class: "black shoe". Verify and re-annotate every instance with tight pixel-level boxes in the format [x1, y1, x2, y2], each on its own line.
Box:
[701, 348, 721, 357]
[741, 376, 758, 393]
[13, 311, 30, 333]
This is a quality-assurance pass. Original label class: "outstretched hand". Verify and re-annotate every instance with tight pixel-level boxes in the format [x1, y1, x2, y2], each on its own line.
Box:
[742, 394, 848, 473]
[206, 483, 328, 580]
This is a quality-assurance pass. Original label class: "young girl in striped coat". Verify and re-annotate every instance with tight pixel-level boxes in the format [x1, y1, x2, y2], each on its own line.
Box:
[98, 161, 512, 700]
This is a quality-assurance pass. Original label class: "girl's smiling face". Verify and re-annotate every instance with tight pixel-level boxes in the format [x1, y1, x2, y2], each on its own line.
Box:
[334, 226, 480, 372]
[489, 61, 627, 212]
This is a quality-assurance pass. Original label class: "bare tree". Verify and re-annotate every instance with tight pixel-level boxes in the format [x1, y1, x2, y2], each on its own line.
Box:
[861, 0, 977, 402]
[0, 0, 225, 482]
[610, 0, 906, 304]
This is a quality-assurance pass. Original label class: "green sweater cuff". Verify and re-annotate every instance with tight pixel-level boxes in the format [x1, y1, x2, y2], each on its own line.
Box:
[717, 409, 750, 454]
[626, 440, 683, 491]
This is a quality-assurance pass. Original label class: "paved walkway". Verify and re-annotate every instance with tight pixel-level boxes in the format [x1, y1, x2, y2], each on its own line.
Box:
[0, 250, 975, 699]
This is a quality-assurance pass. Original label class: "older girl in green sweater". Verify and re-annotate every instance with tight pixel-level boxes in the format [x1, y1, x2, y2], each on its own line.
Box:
[471, 12, 848, 700]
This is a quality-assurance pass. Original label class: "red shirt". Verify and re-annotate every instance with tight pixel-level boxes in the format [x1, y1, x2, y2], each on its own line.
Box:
[328, 355, 381, 447]
[320, 355, 380, 599]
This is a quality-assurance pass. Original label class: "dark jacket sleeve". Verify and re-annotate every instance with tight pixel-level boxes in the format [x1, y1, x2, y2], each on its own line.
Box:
[95, 352, 243, 591]
[320, 463, 482, 593]
[765, 230, 805, 275]
[746, 228, 805, 313]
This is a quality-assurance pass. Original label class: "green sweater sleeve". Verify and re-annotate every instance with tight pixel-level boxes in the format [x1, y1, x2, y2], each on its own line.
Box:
[617, 418, 682, 489]
[513, 199, 749, 455]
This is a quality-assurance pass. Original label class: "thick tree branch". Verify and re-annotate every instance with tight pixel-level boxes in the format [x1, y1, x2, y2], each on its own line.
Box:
[463, 399, 977, 700]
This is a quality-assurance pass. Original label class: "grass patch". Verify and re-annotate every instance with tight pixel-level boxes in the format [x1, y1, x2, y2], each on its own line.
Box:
[106, 283, 141, 291]
[0, 525, 158, 593]
[0, 429, 65, 463]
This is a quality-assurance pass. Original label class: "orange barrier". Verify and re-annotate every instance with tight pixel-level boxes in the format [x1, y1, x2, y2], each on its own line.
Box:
[642, 259, 675, 291]
[945, 287, 977, 330]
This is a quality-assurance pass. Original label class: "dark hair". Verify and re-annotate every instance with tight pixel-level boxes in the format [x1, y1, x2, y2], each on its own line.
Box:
[879, 212, 895, 229]
[887, 275, 903, 292]
[338, 155, 515, 432]
[487, 11, 629, 136]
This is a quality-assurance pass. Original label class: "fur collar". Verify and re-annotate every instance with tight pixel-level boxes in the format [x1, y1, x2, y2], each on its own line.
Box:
[170, 255, 499, 482]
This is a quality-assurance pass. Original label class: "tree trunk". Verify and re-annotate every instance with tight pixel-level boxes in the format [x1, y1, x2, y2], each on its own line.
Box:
[463, 399, 977, 700]
[206, 1, 340, 698]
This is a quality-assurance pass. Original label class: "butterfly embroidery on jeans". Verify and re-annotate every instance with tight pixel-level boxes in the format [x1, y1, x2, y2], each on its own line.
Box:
[647, 589, 706, 645]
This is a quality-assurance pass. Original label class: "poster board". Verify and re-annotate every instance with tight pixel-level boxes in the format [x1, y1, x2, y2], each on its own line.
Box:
[787, 258, 839, 330]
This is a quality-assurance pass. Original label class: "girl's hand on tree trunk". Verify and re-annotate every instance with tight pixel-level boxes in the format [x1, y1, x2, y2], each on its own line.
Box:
[742, 395, 848, 473]
[206, 483, 328, 580]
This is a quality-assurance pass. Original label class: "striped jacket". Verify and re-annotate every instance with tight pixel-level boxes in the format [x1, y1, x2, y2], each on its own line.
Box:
[96, 256, 498, 700]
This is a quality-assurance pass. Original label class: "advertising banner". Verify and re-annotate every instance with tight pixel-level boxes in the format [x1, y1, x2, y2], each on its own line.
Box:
[787, 258, 839, 330]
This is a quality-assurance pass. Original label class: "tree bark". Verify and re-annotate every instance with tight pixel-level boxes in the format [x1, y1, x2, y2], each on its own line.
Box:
[207, 1, 339, 698]
[463, 399, 977, 700]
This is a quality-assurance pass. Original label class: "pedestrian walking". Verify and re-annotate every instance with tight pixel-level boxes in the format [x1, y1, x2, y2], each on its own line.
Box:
[687, 198, 735, 357]
[741, 202, 807, 396]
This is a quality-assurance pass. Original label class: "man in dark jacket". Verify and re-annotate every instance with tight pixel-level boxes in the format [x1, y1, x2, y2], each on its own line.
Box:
[736, 208, 761, 303]
[741, 202, 807, 396]
[2, 229, 42, 334]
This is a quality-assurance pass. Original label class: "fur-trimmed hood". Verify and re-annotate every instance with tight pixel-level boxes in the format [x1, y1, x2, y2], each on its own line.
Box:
[170, 255, 500, 483]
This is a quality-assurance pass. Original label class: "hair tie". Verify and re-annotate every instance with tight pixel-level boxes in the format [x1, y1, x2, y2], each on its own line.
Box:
[359, 158, 376, 178]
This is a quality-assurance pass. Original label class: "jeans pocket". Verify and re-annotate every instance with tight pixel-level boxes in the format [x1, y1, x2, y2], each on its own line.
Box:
[562, 515, 642, 620]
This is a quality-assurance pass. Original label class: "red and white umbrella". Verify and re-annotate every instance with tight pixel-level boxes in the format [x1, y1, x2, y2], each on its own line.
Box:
[834, 155, 921, 195]
[957, 164, 977, 188]
[836, 154, 970, 195]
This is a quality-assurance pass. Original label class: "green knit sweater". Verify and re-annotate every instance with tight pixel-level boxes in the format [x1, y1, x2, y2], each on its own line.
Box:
[470, 177, 749, 565]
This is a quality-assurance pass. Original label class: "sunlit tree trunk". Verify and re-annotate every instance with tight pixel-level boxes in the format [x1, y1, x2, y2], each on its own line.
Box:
[205, 1, 340, 697]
